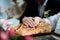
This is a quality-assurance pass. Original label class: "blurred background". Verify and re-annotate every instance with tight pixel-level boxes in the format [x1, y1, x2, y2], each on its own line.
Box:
[0, 0, 60, 40]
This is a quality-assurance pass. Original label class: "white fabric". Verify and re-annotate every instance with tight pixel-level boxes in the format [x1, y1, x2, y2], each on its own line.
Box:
[44, 12, 60, 34]
[55, 18, 60, 34]
[0, 18, 20, 31]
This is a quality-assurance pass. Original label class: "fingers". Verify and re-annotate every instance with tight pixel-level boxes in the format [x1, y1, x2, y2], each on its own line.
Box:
[22, 17, 44, 28]
[25, 17, 34, 27]
[23, 17, 35, 27]
[22, 17, 33, 27]
[22, 17, 29, 27]
[23, 21, 28, 28]
[28, 17, 35, 27]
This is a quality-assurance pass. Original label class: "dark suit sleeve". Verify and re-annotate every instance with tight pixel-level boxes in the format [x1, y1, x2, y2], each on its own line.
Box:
[19, 0, 39, 22]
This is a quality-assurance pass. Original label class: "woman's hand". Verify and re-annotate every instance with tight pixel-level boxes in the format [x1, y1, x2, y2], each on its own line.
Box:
[22, 17, 45, 28]
[22, 17, 35, 28]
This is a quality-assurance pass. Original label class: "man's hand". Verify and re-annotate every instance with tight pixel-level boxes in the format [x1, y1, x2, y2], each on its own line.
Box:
[22, 17, 45, 28]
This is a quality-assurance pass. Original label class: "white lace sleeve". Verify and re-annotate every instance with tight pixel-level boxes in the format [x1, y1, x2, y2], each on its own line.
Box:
[43, 12, 60, 30]
[54, 18, 60, 34]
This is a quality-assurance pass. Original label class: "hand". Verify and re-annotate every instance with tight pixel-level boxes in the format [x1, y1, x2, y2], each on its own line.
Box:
[22, 17, 35, 28]
[33, 17, 41, 27]
[33, 17, 45, 27]
[22, 17, 45, 28]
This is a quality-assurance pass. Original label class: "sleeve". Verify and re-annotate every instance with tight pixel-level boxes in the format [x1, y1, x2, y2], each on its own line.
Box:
[54, 18, 60, 34]
[43, 12, 60, 30]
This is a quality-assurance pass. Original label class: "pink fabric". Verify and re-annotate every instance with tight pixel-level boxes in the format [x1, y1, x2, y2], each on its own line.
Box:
[6, 29, 15, 37]
[0, 31, 9, 40]
[24, 35, 33, 40]
[2, 20, 9, 26]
